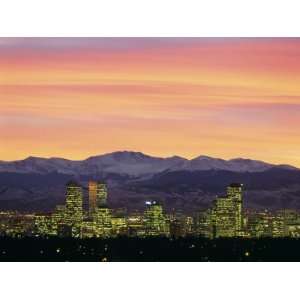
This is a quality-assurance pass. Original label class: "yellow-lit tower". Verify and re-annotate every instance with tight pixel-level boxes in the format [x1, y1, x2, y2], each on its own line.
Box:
[89, 181, 108, 212]
[144, 201, 168, 236]
[65, 181, 83, 237]
[88, 181, 98, 214]
[89, 181, 111, 237]
[211, 196, 237, 237]
[227, 183, 243, 232]
[210, 183, 244, 238]
[96, 183, 108, 208]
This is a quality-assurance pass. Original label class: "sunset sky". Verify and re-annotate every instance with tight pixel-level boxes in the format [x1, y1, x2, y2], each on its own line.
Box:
[1, 38, 300, 166]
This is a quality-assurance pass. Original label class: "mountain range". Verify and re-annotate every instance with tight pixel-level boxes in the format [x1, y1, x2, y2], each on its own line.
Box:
[0, 151, 297, 176]
[0, 151, 300, 213]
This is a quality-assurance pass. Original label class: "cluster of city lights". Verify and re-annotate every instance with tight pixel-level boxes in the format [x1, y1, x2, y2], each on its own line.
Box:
[1, 181, 300, 239]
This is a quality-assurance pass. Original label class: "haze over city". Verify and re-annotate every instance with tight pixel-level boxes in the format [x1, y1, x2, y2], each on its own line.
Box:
[1, 38, 300, 167]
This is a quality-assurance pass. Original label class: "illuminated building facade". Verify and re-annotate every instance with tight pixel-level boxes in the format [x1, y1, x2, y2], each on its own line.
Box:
[210, 183, 244, 238]
[168, 215, 195, 237]
[247, 211, 273, 238]
[65, 181, 83, 237]
[97, 183, 108, 208]
[195, 210, 212, 238]
[88, 181, 97, 214]
[81, 221, 98, 238]
[144, 201, 169, 236]
[185, 216, 194, 235]
[211, 196, 237, 237]
[127, 212, 145, 237]
[93, 207, 112, 237]
[96, 182, 108, 208]
[111, 217, 127, 236]
[52, 205, 66, 225]
[245, 210, 300, 238]
[3, 178, 300, 240]
[0, 212, 36, 238]
[35, 214, 57, 236]
[87, 181, 111, 236]
[227, 183, 243, 232]
[89, 181, 108, 213]
[281, 210, 300, 237]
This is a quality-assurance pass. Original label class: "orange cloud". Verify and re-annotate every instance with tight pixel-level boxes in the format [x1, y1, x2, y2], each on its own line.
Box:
[1, 38, 300, 167]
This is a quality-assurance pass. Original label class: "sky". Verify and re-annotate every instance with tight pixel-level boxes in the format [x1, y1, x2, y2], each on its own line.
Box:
[1, 37, 300, 166]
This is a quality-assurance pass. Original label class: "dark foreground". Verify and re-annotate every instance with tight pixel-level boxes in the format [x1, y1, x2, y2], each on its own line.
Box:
[0, 236, 300, 262]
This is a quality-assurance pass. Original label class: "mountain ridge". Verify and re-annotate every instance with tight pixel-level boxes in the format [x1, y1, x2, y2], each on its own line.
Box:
[0, 151, 297, 176]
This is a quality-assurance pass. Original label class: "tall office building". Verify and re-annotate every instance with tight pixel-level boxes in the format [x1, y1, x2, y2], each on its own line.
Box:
[144, 201, 168, 236]
[227, 183, 243, 232]
[210, 183, 243, 237]
[88, 181, 111, 236]
[195, 210, 212, 238]
[94, 207, 112, 237]
[89, 181, 108, 214]
[65, 181, 83, 237]
[89, 181, 97, 214]
[211, 196, 237, 237]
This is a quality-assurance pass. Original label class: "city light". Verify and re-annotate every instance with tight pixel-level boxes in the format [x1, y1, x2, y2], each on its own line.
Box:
[1, 181, 300, 239]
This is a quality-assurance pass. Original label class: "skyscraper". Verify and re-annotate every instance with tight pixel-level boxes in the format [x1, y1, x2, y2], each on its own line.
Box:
[227, 183, 243, 232]
[88, 181, 98, 214]
[210, 183, 244, 237]
[94, 207, 112, 237]
[144, 201, 169, 236]
[211, 196, 237, 237]
[65, 181, 83, 237]
[195, 210, 212, 238]
[89, 181, 108, 214]
[88, 181, 111, 237]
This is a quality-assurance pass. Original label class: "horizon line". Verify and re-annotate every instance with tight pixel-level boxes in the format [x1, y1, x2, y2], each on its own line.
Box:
[0, 150, 296, 168]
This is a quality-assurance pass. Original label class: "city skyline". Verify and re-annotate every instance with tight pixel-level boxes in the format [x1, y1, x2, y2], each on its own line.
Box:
[1, 38, 300, 167]
[1, 179, 299, 240]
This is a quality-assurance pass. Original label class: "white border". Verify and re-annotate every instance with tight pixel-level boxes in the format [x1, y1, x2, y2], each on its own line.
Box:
[1, 0, 300, 299]
[0, 262, 299, 300]
[1, 0, 300, 36]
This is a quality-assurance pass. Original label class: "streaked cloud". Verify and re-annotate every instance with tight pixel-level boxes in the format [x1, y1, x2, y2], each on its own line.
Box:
[1, 38, 300, 167]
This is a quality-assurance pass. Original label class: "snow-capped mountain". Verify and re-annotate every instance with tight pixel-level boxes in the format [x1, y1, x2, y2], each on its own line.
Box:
[170, 156, 275, 172]
[81, 152, 186, 176]
[0, 151, 296, 176]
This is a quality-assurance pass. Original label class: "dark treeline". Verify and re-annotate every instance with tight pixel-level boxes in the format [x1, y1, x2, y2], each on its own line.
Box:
[1, 237, 300, 262]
